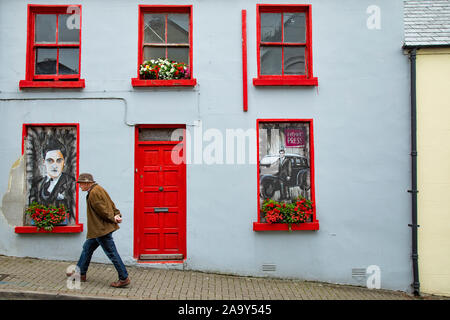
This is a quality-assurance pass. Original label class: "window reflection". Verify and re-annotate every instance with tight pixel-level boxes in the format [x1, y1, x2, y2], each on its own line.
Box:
[35, 48, 57, 74]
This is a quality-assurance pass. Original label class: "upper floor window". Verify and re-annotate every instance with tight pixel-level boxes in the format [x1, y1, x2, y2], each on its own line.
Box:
[253, 4, 318, 86]
[132, 5, 196, 87]
[19, 5, 85, 88]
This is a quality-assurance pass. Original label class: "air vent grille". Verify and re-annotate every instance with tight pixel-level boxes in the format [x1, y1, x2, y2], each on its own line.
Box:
[262, 264, 276, 272]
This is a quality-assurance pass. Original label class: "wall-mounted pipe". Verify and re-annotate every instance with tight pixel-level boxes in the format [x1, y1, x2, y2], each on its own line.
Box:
[407, 48, 420, 296]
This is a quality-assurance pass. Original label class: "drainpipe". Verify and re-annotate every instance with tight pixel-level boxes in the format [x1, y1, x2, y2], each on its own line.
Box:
[407, 47, 420, 296]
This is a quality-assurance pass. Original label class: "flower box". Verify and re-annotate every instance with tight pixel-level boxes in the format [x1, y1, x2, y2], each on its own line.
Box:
[25, 202, 70, 232]
[132, 58, 196, 88]
[30, 217, 68, 227]
[259, 197, 315, 231]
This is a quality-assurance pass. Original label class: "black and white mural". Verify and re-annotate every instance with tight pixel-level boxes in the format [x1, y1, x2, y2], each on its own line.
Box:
[24, 126, 77, 224]
[259, 121, 312, 206]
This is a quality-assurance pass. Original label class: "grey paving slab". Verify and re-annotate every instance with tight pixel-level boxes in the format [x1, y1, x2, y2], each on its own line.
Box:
[0, 255, 446, 300]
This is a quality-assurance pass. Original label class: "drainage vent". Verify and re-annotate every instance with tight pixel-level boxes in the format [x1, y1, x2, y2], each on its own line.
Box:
[351, 268, 366, 278]
[262, 264, 276, 272]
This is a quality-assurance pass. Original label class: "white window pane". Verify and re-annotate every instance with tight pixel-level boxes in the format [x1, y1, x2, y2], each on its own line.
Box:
[35, 14, 56, 43]
[139, 128, 184, 141]
[260, 46, 282, 75]
[284, 46, 305, 75]
[167, 47, 189, 64]
[167, 14, 189, 44]
[58, 48, 79, 74]
[58, 14, 80, 43]
[283, 13, 306, 43]
[261, 13, 281, 42]
[144, 14, 165, 43]
[35, 48, 57, 74]
[143, 46, 166, 61]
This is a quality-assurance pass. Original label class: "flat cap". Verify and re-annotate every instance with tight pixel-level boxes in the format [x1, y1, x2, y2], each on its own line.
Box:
[76, 173, 95, 183]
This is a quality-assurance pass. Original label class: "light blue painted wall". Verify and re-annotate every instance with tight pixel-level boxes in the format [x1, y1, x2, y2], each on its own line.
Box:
[0, 0, 412, 292]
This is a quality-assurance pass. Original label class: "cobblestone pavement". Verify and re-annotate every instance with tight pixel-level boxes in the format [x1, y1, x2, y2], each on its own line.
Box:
[0, 255, 446, 300]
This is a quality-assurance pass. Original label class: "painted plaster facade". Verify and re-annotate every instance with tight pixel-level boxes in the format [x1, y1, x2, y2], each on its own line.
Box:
[416, 48, 450, 297]
[0, 0, 413, 293]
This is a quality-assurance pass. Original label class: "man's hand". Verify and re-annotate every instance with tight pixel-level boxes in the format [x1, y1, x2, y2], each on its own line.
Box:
[114, 215, 122, 223]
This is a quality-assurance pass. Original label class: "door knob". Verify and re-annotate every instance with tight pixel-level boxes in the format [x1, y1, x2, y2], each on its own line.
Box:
[159, 187, 164, 191]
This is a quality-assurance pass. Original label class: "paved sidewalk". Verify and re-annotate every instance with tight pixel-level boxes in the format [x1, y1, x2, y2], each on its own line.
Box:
[0, 255, 444, 300]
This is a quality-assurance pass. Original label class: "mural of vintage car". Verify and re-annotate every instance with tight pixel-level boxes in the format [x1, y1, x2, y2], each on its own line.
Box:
[259, 153, 310, 201]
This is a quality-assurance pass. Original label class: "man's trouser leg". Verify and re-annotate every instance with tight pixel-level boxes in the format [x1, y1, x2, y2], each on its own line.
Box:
[76, 238, 99, 276]
[97, 232, 129, 280]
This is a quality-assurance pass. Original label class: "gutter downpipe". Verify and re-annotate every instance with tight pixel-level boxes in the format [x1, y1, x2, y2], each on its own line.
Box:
[407, 47, 420, 296]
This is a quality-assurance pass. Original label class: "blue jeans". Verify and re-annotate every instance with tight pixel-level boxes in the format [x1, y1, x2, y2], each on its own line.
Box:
[76, 232, 128, 280]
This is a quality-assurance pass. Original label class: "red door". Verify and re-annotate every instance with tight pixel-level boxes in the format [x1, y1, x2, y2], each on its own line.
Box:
[134, 128, 186, 261]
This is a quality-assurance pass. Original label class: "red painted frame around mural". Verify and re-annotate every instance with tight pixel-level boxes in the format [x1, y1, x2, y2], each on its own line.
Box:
[131, 5, 196, 87]
[253, 4, 318, 87]
[19, 4, 85, 89]
[253, 119, 319, 231]
[15, 123, 83, 234]
[134, 124, 187, 263]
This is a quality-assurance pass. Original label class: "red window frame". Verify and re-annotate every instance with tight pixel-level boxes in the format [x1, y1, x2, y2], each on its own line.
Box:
[253, 119, 319, 231]
[131, 5, 197, 87]
[19, 5, 85, 89]
[15, 123, 83, 234]
[253, 4, 318, 86]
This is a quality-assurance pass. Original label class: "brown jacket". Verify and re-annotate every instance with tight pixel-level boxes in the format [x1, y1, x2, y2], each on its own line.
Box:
[86, 184, 121, 239]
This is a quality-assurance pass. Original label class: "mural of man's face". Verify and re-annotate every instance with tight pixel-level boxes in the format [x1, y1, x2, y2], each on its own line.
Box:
[44, 150, 65, 179]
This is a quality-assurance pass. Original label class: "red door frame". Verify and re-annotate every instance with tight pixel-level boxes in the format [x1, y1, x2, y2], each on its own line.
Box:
[134, 124, 187, 263]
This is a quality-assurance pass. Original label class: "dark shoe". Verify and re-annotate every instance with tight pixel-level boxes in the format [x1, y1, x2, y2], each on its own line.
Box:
[110, 277, 130, 288]
[66, 271, 86, 282]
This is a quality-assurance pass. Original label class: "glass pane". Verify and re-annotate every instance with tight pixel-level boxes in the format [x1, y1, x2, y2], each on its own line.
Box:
[284, 46, 305, 75]
[167, 14, 189, 43]
[144, 14, 165, 43]
[58, 48, 79, 74]
[35, 14, 56, 43]
[58, 14, 80, 43]
[139, 128, 184, 141]
[167, 47, 189, 64]
[35, 48, 57, 74]
[143, 46, 166, 61]
[260, 46, 282, 75]
[261, 13, 281, 42]
[283, 13, 306, 43]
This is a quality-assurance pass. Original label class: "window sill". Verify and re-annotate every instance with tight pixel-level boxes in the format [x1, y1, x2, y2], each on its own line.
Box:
[131, 78, 197, 87]
[253, 221, 319, 231]
[19, 79, 85, 89]
[14, 224, 83, 234]
[253, 77, 318, 86]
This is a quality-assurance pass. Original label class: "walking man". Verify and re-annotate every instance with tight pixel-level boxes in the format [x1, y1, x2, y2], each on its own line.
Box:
[67, 173, 130, 288]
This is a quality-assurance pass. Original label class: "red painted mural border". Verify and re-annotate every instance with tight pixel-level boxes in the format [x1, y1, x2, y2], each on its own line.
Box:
[15, 123, 83, 234]
[253, 119, 319, 231]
